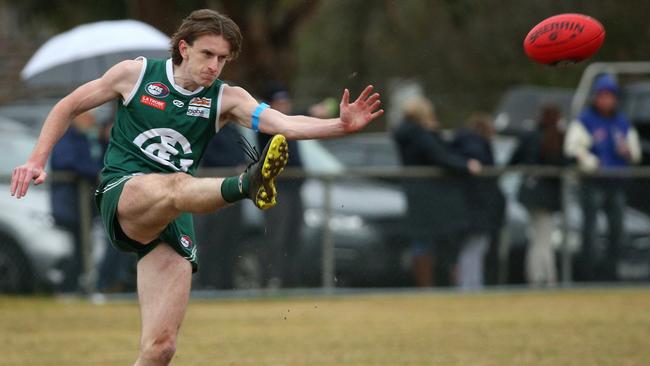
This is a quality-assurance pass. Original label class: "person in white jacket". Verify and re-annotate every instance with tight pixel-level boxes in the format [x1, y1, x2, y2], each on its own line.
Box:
[564, 74, 641, 281]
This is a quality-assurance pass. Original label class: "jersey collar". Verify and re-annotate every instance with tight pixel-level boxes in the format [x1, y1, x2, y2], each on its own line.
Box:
[166, 59, 205, 96]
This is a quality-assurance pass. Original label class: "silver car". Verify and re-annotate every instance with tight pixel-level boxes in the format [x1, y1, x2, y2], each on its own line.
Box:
[0, 117, 72, 293]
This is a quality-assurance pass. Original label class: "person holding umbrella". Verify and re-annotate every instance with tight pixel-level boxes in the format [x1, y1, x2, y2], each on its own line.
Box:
[11, 9, 383, 366]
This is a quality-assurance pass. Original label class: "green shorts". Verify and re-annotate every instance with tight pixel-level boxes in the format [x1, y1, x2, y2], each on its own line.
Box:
[94, 174, 198, 273]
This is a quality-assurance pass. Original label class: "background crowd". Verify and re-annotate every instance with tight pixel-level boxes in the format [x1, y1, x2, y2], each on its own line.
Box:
[393, 73, 640, 290]
[39, 71, 641, 295]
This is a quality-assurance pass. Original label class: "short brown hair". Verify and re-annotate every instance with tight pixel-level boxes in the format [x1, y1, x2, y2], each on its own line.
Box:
[466, 112, 494, 140]
[170, 9, 242, 65]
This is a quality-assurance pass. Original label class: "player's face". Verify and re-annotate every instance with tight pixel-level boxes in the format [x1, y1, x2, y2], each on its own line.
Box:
[181, 34, 232, 87]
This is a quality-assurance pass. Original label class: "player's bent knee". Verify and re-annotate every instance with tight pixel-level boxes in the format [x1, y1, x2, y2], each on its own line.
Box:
[168, 172, 192, 210]
[168, 172, 191, 190]
[141, 335, 177, 364]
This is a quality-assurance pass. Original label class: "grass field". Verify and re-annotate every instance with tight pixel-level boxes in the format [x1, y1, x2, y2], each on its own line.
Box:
[1, 287, 649, 365]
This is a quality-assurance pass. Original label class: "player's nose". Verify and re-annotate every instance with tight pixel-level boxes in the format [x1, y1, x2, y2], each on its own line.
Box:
[208, 62, 220, 74]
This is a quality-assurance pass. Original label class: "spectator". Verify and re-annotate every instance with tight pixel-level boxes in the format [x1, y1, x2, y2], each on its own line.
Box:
[452, 112, 505, 290]
[95, 117, 136, 293]
[194, 123, 248, 289]
[564, 74, 642, 281]
[307, 97, 338, 119]
[96, 230, 135, 293]
[51, 109, 103, 293]
[257, 83, 305, 288]
[393, 96, 481, 287]
[510, 104, 566, 286]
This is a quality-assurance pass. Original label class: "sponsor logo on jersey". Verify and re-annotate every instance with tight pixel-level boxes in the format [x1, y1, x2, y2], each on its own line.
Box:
[132, 128, 193, 172]
[180, 235, 193, 248]
[173, 99, 185, 108]
[187, 106, 210, 119]
[140, 95, 166, 110]
[145, 82, 170, 98]
[189, 97, 211, 108]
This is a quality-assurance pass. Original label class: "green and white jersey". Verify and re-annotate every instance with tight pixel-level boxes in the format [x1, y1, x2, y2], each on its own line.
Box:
[100, 57, 226, 184]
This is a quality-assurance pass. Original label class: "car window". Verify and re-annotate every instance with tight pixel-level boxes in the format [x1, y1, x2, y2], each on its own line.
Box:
[0, 100, 57, 131]
[493, 85, 573, 133]
[235, 124, 344, 174]
[319, 135, 401, 168]
[0, 100, 114, 134]
[0, 131, 38, 176]
[298, 140, 344, 173]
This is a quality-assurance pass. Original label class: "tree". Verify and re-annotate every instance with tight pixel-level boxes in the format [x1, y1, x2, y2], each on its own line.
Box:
[214, 0, 320, 94]
[293, 0, 650, 125]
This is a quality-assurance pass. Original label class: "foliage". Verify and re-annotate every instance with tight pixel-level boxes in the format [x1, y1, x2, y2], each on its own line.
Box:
[4, 0, 650, 123]
[293, 0, 650, 126]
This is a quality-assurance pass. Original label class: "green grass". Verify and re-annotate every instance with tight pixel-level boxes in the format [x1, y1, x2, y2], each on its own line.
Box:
[1, 288, 649, 365]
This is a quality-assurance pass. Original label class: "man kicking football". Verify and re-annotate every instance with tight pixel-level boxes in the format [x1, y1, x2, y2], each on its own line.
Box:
[10, 9, 383, 366]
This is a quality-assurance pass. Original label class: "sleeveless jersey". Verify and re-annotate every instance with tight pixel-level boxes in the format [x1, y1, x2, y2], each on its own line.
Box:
[100, 57, 225, 184]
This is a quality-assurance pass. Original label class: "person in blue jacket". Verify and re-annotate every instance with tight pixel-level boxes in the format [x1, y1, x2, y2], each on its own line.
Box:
[51, 109, 104, 293]
[564, 74, 642, 281]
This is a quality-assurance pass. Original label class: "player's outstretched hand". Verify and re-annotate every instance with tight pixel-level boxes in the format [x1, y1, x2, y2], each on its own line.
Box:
[10, 162, 47, 199]
[339, 85, 384, 133]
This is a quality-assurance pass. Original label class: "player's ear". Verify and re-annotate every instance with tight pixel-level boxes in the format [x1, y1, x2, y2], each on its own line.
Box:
[179, 40, 190, 60]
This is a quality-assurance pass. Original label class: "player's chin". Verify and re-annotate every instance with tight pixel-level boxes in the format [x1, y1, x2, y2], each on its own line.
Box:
[199, 76, 217, 87]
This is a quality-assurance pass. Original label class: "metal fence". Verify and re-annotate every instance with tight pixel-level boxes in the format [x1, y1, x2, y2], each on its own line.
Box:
[265, 165, 650, 289]
[2, 165, 650, 294]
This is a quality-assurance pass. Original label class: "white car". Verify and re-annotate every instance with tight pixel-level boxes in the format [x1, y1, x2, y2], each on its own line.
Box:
[0, 117, 72, 293]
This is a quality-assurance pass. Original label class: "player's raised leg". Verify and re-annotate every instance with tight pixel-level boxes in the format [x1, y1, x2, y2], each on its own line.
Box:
[117, 173, 228, 244]
[134, 243, 192, 366]
[117, 134, 289, 244]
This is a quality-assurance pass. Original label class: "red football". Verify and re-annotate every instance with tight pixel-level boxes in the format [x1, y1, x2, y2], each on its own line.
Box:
[524, 13, 605, 65]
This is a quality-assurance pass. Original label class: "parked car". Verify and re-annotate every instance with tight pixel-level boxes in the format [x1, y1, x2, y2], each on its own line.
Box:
[295, 139, 410, 286]
[0, 117, 73, 293]
[225, 128, 411, 288]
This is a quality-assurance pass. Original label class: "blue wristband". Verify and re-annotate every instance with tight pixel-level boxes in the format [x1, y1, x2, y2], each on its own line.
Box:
[252, 103, 269, 132]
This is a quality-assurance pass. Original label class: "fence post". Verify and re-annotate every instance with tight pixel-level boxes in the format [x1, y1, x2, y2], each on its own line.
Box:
[78, 179, 94, 294]
[560, 168, 574, 285]
[321, 176, 335, 291]
[497, 225, 510, 285]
